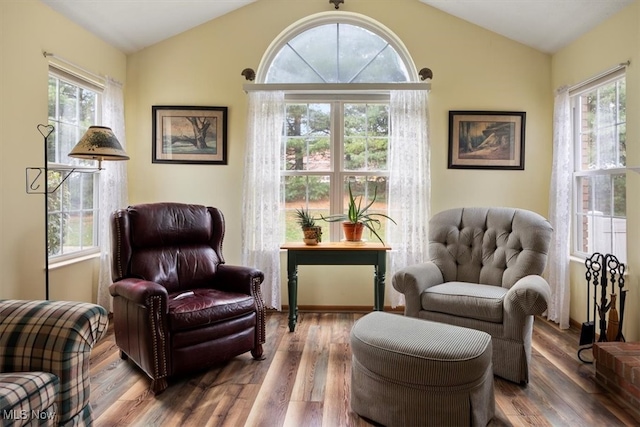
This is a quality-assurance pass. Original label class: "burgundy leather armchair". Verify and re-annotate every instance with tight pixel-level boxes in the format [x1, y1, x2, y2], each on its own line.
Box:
[109, 202, 265, 394]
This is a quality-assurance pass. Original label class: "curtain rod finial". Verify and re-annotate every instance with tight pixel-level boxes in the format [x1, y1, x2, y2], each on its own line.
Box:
[419, 68, 433, 81]
[241, 68, 256, 81]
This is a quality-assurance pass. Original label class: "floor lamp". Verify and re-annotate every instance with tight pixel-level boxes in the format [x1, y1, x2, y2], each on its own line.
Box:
[27, 124, 129, 299]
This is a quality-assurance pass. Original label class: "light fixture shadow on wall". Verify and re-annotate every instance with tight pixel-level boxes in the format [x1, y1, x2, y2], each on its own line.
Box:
[26, 124, 129, 299]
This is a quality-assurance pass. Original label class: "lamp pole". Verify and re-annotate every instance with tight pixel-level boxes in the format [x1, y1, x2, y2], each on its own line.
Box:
[36, 124, 54, 299]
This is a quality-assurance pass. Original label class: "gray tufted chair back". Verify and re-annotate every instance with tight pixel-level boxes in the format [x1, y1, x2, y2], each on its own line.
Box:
[428, 207, 552, 289]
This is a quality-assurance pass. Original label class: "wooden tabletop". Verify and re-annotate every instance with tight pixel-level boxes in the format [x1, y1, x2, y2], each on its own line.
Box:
[281, 241, 391, 251]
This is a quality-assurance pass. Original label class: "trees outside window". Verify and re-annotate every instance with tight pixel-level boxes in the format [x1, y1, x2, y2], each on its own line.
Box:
[48, 69, 101, 258]
[282, 100, 391, 242]
[572, 74, 626, 262]
[267, 21, 410, 242]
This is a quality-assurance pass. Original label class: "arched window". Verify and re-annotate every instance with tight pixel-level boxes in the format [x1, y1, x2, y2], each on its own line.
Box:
[250, 12, 423, 243]
[264, 23, 411, 83]
[242, 13, 430, 310]
[257, 12, 418, 84]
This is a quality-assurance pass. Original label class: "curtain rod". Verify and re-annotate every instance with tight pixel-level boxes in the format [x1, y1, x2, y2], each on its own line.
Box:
[568, 60, 630, 94]
[243, 82, 430, 94]
[42, 51, 122, 87]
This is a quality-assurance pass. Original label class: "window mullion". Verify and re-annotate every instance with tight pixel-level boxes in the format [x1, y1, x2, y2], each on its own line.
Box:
[331, 101, 343, 241]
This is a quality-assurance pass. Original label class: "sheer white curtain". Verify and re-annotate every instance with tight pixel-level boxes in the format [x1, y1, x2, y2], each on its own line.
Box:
[97, 78, 128, 311]
[546, 86, 571, 329]
[387, 90, 431, 307]
[241, 91, 285, 310]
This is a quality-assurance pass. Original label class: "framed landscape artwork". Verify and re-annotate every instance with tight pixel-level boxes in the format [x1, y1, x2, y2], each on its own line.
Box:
[152, 106, 228, 164]
[448, 111, 526, 170]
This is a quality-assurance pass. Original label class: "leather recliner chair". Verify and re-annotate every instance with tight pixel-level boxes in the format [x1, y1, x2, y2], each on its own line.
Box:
[109, 202, 266, 394]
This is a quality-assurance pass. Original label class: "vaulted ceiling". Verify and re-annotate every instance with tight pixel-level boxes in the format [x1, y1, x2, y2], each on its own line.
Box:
[40, 0, 634, 54]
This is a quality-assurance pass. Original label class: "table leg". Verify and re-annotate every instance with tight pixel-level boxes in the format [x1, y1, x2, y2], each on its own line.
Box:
[287, 263, 298, 332]
[374, 252, 386, 311]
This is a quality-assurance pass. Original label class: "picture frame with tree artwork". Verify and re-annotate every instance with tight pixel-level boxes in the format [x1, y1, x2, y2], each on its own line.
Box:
[152, 106, 227, 164]
[448, 111, 525, 170]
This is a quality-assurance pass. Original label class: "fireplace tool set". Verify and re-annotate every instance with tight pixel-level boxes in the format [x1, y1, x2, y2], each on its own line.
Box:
[578, 252, 627, 363]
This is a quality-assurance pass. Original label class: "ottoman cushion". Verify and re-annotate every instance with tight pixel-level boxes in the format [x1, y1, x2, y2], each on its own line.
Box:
[350, 312, 494, 426]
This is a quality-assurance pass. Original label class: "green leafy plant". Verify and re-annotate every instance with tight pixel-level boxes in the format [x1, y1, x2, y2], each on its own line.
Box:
[294, 207, 317, 228]
[295, 207, 322, 243]
[321, 183, 396, 244]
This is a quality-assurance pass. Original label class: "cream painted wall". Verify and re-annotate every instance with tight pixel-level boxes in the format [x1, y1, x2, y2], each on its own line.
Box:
[125, 0, 552, 309]
[0, 1, 126, 301]
[4, 0, 635, 338]
[551, 1, 640, 341]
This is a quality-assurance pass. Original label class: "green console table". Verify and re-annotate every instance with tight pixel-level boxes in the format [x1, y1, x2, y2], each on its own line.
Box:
[281, 242, 391, 332]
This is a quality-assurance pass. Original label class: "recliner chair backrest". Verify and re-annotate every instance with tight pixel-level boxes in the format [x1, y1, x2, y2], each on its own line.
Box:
[428, 207, 552, 288]
[111, 202, 226, 292]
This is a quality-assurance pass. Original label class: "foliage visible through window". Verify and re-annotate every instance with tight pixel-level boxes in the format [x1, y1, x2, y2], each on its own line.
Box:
[573, 75, 626, 262]
[267, 20, 411, 242]
[48, 71, 101, 258]
[283, 101, 390, 242]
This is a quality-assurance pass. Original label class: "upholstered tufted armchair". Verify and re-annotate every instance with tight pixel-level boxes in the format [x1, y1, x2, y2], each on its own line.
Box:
[392, 207, 552, 384]
[109, 202, 266, 394]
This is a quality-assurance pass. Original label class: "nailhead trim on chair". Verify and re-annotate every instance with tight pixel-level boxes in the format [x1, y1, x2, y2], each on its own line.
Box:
[147, 295, 168, 380]
[252, 276, 266, 345]
[113, 212, 125, 279]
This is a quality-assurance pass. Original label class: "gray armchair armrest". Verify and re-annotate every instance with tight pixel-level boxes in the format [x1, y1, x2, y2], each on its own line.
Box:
[504, 275, 551, 316]
[392, 262, 444, 317]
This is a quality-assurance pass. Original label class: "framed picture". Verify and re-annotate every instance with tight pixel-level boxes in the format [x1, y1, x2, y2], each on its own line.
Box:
[152, 106, 227, 164]
[448, 111, 526, 170]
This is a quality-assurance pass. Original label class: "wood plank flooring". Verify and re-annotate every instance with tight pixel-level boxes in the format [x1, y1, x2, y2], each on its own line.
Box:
[89, 312, 640, 426]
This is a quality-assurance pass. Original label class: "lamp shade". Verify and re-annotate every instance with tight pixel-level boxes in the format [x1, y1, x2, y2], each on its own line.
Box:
[68, 126, 129, 162]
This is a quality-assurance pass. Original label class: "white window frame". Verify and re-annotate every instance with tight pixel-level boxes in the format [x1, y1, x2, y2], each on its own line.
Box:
[48, 67, 103, 262]
[254, 12, 427, 244]
[570, 69, 626, 261]
[283, 93, 391, 241]
[256, 12, 418, 84]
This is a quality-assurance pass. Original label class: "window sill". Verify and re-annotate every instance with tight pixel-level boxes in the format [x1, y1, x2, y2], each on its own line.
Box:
[49, 250, 100, 270]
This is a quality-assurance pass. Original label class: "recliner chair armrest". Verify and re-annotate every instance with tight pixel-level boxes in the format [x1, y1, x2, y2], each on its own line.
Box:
[392, 262, 444, 317]
[214, 264, 266, 348]
[504, 275, 551, 316]
[213, 264, 264, 295]
[109, 278, 168, 308]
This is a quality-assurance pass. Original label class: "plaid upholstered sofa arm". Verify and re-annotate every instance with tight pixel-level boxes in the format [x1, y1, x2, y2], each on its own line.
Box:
[0, 300, 109, 425]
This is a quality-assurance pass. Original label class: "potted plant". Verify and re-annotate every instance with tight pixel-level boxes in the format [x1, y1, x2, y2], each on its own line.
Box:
[321, 183, 396, 244]
[295, 207, 322, 245]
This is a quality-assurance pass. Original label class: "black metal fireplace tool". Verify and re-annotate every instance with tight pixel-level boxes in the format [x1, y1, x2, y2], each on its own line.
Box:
[578, 252, 627, 363]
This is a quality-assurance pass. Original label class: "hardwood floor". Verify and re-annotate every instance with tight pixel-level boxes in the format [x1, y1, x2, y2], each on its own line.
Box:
[89, 312, 639, 426]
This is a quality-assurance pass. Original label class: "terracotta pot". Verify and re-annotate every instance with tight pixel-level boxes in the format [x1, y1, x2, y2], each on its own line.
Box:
[342, 222, 364, 241]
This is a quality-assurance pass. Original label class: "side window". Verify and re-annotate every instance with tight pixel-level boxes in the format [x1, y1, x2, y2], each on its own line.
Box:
[572, 74, 626, 262]
[48, 70, 102, 258]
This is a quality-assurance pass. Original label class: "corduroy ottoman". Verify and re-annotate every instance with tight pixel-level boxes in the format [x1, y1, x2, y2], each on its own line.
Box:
[350, 312, 494, 427]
